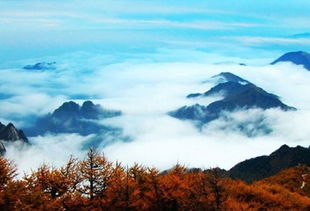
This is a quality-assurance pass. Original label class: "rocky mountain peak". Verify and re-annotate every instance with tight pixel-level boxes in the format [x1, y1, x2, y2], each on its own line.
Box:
[0, 122, 29, 156]
[52, 101, 81, 119]
[24, 100, 122, 136]
[0, 122, 28, 142]
[212, 72, 250, 84]
[80, 100, 101, 119]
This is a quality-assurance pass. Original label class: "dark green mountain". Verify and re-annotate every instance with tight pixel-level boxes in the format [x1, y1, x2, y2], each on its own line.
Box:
[229, 145, 310, 183]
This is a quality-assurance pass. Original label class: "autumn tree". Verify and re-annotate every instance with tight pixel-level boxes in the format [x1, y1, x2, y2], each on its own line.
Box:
[0, 157, 16, 189]
[0, 151, 309, 210]
[77, 148, 113, 207]
[204, 168, 228, 210]
[159, 164, 190, 210]
[146, 167, 162, 210]
[183, 171, 210, 209]
[0, 158, 18, 210]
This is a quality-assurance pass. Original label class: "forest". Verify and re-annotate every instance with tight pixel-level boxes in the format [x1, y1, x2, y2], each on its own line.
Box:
[0, 149, 309, 210]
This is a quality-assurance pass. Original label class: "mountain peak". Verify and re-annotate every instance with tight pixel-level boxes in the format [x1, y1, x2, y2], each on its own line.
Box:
[229, 144, 310, 183]
[171, 73, 295, 136]
[82, 100, 95, 108]
[6, 122, 16, 129]
[185, 73, 294, 113]
[24, 100, 122, 136]
[271, 51, 310, 71]
[81, 100, 102, 119]
[0, 122, 29, 155]
[52, 101, 80, 118]
[0, 122, 27, 142]
[270, 144, 290, 156]
[212, 72, 250, 84]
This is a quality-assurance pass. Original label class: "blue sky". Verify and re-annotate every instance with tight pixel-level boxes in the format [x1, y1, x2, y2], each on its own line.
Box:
[0, 0, 310, 63]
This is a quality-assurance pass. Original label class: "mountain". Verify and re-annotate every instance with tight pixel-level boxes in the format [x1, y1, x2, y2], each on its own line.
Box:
[23, 62, 56, 71]
[271, 51, 310, 71]
[171, 73, 294, 127]
[24, 100, 121, 136]
[169, 104, 210, 123]
[256, 165, 310, 197]
[0, 122, 28, 142]
[229, 144, 310, 183]
[206, 82, 293, 112]
[187, 72, 250, 98]
[211, 72, 250, 85]
[0, 122, 29, 155]
[0, 142, 5, 156]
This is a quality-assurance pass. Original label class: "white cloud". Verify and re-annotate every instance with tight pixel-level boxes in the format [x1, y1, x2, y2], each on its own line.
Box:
[2, 49, 310, 174]
[4, 133, 90, 176]
[0, 94, 66, 118]
[233, 36, 310, 45]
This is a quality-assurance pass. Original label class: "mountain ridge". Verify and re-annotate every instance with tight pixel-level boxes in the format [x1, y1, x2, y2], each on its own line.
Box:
[271, 51, 310, 71]
[170, 73, 295, 130]
[24, 100, 121, 136]
[228, 144, 310, 183]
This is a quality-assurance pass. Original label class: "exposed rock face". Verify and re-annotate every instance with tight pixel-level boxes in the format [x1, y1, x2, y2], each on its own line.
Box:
[229, 145, 310, 183]
[0, 142, 6, 156]
[271, 51, 310, 71]
[0, 122, 29, 155]
[23, 62, 56, 71]
[0, 122, 28, 142]
[24, 100, 121, 136]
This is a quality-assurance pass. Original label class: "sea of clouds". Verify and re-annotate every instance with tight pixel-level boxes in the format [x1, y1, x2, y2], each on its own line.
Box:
[1, 49, 310, 175]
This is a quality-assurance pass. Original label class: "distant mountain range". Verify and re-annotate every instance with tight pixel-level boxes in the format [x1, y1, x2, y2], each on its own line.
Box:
[23, 62, 56, 71]
[271, 51, 310, 71]
[24, 100, 121, 137]
[169, 72, 295, 135]
[0, 101, 125, 154]
[229, 144, 310, 183]
[0, 122, 28, 155]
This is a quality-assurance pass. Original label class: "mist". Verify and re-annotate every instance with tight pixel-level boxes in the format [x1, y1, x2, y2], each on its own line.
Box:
[1, 50, 310, 175]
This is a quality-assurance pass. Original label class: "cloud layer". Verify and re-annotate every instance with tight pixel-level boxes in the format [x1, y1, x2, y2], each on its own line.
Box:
[1, 50, 310, 175]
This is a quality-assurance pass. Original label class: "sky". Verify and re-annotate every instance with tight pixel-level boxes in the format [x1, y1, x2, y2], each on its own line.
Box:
[1, 0, 310, 174]
[1, 0, 310, 63]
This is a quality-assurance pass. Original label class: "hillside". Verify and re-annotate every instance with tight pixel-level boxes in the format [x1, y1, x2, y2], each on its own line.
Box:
[229, 145, 310, 183]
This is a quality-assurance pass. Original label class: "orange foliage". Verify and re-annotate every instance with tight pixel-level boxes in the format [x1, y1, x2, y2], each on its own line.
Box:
[0, 151, 309, 210]
[256, 165, 310, 197]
